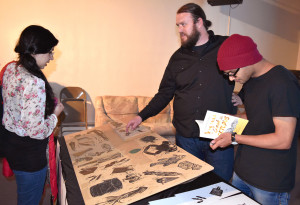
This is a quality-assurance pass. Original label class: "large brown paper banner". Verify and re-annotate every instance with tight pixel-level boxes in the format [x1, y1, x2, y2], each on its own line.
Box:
[64, 122, 214, 205]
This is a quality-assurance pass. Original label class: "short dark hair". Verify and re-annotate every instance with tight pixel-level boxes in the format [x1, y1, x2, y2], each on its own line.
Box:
[177, 3, 212, 30]
[14, 25, 58, 117]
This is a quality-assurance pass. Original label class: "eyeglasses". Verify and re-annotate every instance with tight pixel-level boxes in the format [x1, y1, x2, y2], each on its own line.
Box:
[223, 68, 240, 77]
[48, 48, 54, 56]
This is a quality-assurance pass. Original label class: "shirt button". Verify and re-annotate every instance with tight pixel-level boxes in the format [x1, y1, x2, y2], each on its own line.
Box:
[199, 83, 202, 86]
[200, 58, 202, 61]
[197, 96, 200, 99]
[199, 70, 202, 73]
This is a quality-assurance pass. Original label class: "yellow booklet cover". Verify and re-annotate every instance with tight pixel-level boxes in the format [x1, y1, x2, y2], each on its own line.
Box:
[196, 110, 248, 142]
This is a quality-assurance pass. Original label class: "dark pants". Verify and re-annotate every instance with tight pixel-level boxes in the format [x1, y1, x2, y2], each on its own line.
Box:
[176, 133, 234, 181]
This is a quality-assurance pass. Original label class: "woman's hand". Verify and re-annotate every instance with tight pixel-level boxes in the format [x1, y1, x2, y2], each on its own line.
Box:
[54, 102, 64, 117]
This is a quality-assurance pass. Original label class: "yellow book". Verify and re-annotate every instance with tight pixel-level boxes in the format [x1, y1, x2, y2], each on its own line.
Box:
[196, 110, 248, 144]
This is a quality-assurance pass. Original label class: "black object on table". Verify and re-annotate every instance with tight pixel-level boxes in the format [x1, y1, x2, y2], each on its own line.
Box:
[58, 136, 225, 205]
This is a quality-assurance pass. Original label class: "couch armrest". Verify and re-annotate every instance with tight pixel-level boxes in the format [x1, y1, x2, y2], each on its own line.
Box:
[95, 96, 114, 127]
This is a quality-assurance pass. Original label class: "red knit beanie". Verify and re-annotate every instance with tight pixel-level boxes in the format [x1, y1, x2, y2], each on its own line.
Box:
[217, 34, 263, 71]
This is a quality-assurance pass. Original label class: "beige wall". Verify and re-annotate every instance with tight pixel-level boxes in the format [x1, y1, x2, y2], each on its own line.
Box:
[1, 0, 299, 124]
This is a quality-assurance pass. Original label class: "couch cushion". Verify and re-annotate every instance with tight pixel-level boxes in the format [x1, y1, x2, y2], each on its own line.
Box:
[102, 96, 138, 123]
[94, 96, 114, 126]
[137, 96, 171, 123]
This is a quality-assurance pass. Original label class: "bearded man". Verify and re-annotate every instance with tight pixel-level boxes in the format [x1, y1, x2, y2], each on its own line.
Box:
[126, 3, 236, 181]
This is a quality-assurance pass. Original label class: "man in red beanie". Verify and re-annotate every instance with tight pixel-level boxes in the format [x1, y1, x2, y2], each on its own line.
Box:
[126, 3, 237, 181]
[211, 34, 300, 205]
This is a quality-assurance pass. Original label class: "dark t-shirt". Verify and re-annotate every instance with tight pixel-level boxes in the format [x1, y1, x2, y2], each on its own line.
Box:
[235, 65, 300, 192]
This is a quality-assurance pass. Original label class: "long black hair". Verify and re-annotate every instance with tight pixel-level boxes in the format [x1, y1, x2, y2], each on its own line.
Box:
[14, 25, 58, 118]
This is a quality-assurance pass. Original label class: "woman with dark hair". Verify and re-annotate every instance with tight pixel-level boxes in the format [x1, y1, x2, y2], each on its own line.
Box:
[1, 25, 64, 205]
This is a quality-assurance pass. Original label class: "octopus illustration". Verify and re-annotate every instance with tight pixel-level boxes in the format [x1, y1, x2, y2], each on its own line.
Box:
[143, 141, 177, 155]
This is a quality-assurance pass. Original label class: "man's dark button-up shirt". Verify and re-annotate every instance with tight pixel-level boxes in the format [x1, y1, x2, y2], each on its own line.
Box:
[139, 31, 236, 138]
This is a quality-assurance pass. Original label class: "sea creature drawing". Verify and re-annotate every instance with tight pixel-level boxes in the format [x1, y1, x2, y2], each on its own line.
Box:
[79, 167, 97, 175]
[143, 141, 177, 155]
[90, 178, 123, 197]
[102, 143, 113, 152]
[87, 174, 102, 182]
[150, 155, 186, 167]
[143, 171, 181, 176]
[69, 141, 76, 151]
[87, 130, 109, 142]
[76, 136, 93, 141]
[75, 156, 93, 163]
[140, 135, 156, 143]
[112, 166, 134, 174]
[77, 137, 95, 147]
[87, 151, 105, 157]
[104, 158, 130, 169]
[178, 161, 202, 170]
[72, 148, 93, 157]
[78, 152, 122, 168]
[78, 141, 95, 146]
[97, 186, 148, 205]
[156, 177, 179, 184]
[123, 173, 142, 183]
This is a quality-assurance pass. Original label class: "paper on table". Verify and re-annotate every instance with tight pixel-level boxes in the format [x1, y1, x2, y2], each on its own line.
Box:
[175, 182, 240, 205]
[148, 182, 243, 205]
[64, 123, 214, 205]
[148, 196, 185, 205]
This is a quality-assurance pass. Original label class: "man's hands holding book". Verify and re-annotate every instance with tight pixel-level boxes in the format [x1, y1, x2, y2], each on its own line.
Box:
[210, 132, 233, 150]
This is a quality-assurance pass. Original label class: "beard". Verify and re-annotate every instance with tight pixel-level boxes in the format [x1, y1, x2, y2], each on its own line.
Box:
[180, 25, 200, 49]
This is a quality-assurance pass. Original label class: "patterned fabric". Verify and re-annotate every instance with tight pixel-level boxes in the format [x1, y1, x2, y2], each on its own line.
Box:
[2, 61, 57, 139]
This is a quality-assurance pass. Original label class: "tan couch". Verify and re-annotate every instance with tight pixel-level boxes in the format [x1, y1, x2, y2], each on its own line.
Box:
[95, 96, 176, 137]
